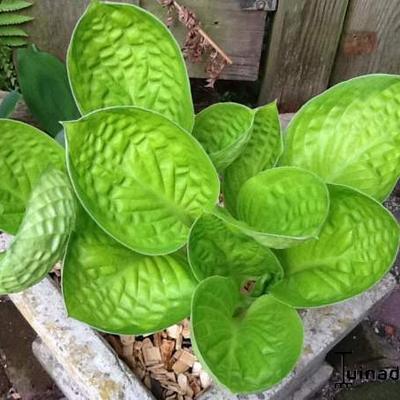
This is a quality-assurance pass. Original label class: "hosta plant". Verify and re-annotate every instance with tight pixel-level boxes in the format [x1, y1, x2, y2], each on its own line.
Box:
[0, 0, 399, 395]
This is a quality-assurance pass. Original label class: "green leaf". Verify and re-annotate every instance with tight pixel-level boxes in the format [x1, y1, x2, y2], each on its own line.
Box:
[223, 101, 283, 215]
[0, 36, 27, 46]
[280, 74, 400, 202]
[191, 276, 303, 393]
[17, 45, 80, 137]
[0, 119, 64, 234]
[188, 213, 283, 295]
[0, 90, 21, 118]
[0, 13, 33, 25]
[0, 26, 28, 36]
[0, 169, 76, 294]
[270, 184, 400, 308]
[192, 103, 255, 171]
[62, 212, 197, 335]
[235, 167, 330, 248]
[65, 107, 220, 255]
[0, 1, 32, 12]
[67, 1, 194, 131]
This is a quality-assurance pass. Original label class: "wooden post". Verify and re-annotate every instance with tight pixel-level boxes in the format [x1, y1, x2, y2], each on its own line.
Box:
[258, 0, 349, 112]
[330, 0, 400, 84]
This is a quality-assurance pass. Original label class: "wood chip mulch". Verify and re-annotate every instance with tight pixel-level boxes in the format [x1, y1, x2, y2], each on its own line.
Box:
[104, 319, 212, 400]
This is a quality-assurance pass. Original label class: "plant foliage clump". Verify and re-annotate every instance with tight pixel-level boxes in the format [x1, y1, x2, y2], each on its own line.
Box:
[0, 0, 33, 90]
[0, 1, 399, 395]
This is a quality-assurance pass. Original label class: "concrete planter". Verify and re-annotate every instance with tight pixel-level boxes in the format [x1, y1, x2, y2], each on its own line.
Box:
[2, 232, 396, 400]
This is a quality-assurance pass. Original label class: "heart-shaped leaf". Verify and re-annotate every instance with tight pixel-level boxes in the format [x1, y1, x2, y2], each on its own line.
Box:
[235, 167, 330, 248]
[0, 169, 76, 294]
[223, 102, 282, 215]
[0, 119, 64, 234]
[17, 45, 80, 137]
[64, 107, 219, 255]
[192, 103, 255, 171]
[191, 276, 303, 393]
[67, 1, 194, 131]
[188, 213, 283, 294]
[280, 74, 400, 202]
[270, 184, 400, 308]
[63, 212, 197, 335]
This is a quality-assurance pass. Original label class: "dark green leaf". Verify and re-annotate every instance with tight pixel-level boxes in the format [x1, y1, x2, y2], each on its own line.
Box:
[17, 45, 80, 137]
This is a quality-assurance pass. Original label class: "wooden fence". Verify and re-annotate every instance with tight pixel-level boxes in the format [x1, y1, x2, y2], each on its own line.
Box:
[24, 0, 400, 111]
[259, 0, 400, 111]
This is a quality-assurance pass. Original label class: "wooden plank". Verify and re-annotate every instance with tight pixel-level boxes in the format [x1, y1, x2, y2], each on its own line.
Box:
[24, 0, 267, 81]
[24, 0, 140, 62]
[330, 0, 400, 84]
[140, 0, 267, 80]
[258, 0, 349, 112]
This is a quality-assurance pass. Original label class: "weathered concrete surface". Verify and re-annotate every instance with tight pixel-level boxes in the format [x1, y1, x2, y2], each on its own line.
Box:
[292, 363, 333, 400]
[33, 338, 85, 400]
[9, 278, 154, 400]
[200, 275, 397, 400]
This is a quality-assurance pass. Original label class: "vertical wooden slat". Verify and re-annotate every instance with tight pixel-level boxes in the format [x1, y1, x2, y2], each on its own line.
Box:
[25, 0, 140, 61]
[258, 0, 349, 112]
[330, 0, 400, 84]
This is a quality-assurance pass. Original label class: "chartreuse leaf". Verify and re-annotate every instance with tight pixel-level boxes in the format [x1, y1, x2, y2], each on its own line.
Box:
[281, 74, 400, 202]
[270, 184, 400, 308]
[17, 45, 80, 137]
[0, 169, 76, 294]
[67, 1, 194, 131]
[191, 276, 303, 393]
[188, 213, 283, 294]
[0, 119, 64, 234]
[192, 103, 255, 171]
[64, 107, 219, 255]
[234, 167, 329, 248]
[223, 101, 282, 215]
[62, 212, 197, 335]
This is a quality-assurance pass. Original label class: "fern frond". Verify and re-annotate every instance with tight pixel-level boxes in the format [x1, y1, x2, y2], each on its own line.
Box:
[0, 13, 33, 26]
[0, 36, 27, 46]
[0, 26, 28, 36]
[0, 1, 32, 13]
